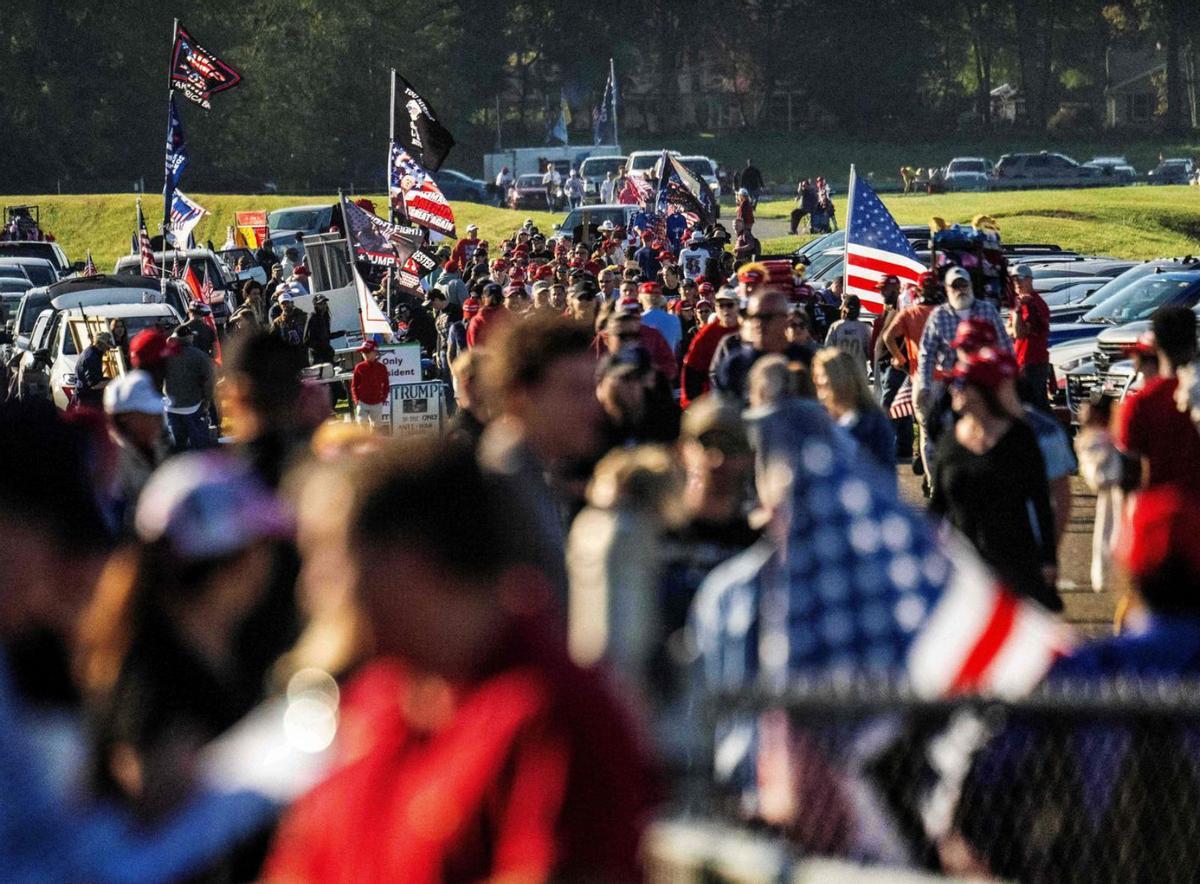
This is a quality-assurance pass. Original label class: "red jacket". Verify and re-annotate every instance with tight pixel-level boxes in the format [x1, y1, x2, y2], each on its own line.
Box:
[467, 305, 512, 348]
[351, 358, 390, 405]
[264, 618, 661, 883]
[680, 322, 738, 407]
[590, 324, 678, 382]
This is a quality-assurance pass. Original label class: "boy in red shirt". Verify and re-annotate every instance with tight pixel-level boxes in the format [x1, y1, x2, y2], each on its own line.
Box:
[1008, 264, 1052, 410]
[350, 340, 390, 429]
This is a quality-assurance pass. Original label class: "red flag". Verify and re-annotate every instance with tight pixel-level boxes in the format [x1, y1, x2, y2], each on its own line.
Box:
[184, 262, 222, 365]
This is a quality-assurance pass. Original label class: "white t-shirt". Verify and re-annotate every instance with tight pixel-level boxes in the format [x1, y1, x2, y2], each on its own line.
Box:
[678, 246, 709, 281]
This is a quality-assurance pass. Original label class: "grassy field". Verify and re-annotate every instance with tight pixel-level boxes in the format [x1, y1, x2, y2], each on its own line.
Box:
[6, 185, 1198, 270]
[755, 185, 1200, 259]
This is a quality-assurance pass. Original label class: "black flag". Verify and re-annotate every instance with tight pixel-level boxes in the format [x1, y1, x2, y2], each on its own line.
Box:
[395, 75, 455, 172]
[343, 197, 421, 267]
[170, 25, 243, 110]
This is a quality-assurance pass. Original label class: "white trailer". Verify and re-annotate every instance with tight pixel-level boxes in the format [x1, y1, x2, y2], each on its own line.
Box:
[483, 144, 622, 182]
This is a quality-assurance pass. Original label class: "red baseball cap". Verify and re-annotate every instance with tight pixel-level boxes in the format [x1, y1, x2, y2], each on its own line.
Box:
[951, 318, 999, 352]
[1117, 487, 1200, 581]
[463, 297, 481, 317]
[917, 271, 938, 287]
[951, 347, 1017, 390]
[875, 274, 900, 291]
[638, 282, 661, 296]
[657, 250, 674, 262]
[616, 297, 642, 316]
[698, 282, 715, 295]
[357, 340, 378, 353]
[1122, 331, 1157, 358]
[491, 258, 509, 270]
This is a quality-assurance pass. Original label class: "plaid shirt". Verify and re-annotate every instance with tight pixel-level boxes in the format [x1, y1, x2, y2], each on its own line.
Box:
[917, 300, 1011, 391]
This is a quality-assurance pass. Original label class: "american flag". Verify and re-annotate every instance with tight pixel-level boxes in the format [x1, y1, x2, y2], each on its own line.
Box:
[139, 225, 159, 278]
[618, 174, 654, 207]
[171, 253, 180, 279]
[693, 401, 1071, 703]
[844, 168, 924, 315]
[889, 375, 914, 418]
[81, 251, 97, 277]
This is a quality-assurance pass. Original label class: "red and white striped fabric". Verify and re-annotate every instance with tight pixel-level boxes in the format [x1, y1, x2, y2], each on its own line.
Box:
[139, 225, 159, 278]
[843, 167, 924, 315]
[908, 536, 1073, 698]
[889, 376, 914, 418]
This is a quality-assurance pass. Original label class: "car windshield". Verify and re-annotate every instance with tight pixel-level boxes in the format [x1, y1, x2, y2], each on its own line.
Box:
[0, 279, 32, 293]
[268, 208, 328, 231]
[581, 157, 626, 178]
[806, 251, 842, 281]
[1083, 276, 1198, 325]
[1, 293, 24, 315]
[217, 248, 257, 271]
[560, 207, 628, 232]
[20, 264, 54, 286]
[0, 266, 26, 279]
[795, 230, 844, 259]
[517, 175, 543, 186]
[1077, 263, 1169, 310]
[679, 159, 714, 179]
[17, 294, 49, 335]
[628, 154, 660, 172]
[949, 160, 986, 174]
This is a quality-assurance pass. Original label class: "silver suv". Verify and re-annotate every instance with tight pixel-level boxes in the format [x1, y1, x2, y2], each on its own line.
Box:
[994, 152, 1101, 189]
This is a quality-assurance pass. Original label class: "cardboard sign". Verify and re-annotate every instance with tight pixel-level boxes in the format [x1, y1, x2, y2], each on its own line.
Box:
[387, 381, 444, 438]
[376, 343, 422, 386]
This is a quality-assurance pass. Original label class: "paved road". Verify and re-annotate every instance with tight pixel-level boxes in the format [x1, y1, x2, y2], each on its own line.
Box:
[897, 467, 1118, 637]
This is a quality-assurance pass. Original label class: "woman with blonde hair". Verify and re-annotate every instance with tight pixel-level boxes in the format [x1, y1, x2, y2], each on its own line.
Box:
[812, 346, 896, 475]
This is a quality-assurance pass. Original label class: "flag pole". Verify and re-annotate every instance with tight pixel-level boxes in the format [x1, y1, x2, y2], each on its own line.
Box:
[387, 68, 396, 224]
[842, 165, 855, 304]
[161, 17, 180, 300]
[609, 57, 619, 147]
[340, 191, 369, 341]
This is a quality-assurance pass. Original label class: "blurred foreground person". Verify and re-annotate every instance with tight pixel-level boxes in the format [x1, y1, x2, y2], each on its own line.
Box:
[221, 332, 312, 488]
[479, 316, 602, 614]
[103, 370, 168, 532]
[266, 441, 660, 882]
[0, 402, 273, 880]
[812, 347, 895, 476]
[80, 454, 297, 835]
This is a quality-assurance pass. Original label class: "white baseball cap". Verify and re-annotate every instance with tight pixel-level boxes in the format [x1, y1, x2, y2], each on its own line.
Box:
[944, 267, 972, 288]
[104, 369, 164, 417]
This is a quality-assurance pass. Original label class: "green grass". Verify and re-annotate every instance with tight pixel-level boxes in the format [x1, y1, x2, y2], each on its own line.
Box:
[1, 193, 560, 272]
[7, 184, 1198, 270]
[754, 185, 1200, 259]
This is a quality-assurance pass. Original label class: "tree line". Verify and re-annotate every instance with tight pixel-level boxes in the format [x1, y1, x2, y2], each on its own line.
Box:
[0, 0, 1193, 193]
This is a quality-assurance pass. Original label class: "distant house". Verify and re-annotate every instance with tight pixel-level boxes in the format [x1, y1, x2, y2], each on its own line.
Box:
[1105, 46, 1198, 129]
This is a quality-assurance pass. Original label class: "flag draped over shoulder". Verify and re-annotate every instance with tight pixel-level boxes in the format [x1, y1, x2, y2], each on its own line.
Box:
[844, 168, 925, 315]
[170, 25, 243, 110]
[394, 75, 455, 172]
[167, 191, 206, 248]
[388, 145, 456, 238]
[618, 174, 654, 208]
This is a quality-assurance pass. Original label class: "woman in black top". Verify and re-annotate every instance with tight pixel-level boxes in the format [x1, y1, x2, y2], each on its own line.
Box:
[931, 350, 1061, 611]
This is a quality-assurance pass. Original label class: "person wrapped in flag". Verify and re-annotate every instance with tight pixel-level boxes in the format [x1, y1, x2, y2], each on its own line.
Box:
[690, 396, 1069, 855]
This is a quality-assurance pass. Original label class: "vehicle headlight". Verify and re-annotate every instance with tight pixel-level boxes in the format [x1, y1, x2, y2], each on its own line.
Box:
[1056, 355, 1087, 372]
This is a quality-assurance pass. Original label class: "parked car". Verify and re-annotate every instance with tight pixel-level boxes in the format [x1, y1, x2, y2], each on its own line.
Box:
[1035, 277, 1114, 305]
[1147, 158, 1195, 185]
[944, 157, 992, 191]
[579, 155, 628, 203]
[1052, 268, 1200, 346]
[1050, 257, 1200, 322]
[1083, 156, 1137, 184]
[625, 150, 678, 177]
[1048, 336, 1101, 420]
[993, 152, 1101, 189]
[45, 302, 182, 409]
[0, 256, 58, 287]
[554, 204, 640, 243]
[114, 249, 239, 322]
[215, 247, 269, 287]
[265, 203, 336, 255]
[509, 173, 552, 210]
[433, 168, 489, 203]
[0, 240, 70, 276]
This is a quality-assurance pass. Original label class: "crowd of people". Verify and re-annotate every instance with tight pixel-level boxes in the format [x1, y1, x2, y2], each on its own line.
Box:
[4, 187, 1200, 879]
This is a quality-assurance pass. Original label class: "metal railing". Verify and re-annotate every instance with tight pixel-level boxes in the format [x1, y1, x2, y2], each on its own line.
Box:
[647, 679, 1200, 883]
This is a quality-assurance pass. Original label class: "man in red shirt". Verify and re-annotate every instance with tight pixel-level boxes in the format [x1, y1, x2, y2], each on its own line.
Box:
[449, 223, 481, 266]
[265, 444, 660, 882]
[681, 289, 740, 407]
[466, 282, 512, 348]
[1116, 305, 1200, 496]
[1007, 263, 1052, 411]
[350, 340, 390, 429]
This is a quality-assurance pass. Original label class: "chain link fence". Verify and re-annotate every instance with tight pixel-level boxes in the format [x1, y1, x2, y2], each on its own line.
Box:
[648, 680, 1200, 882]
